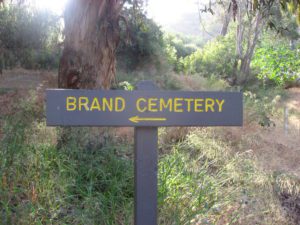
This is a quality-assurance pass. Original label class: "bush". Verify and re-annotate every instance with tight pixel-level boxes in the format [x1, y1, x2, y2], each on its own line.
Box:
[252, 44, 300, 86]
[179, 35, 236, 78]
[117, 6, 164, 71]
[164, 34, 199, 59]
[163, 33, 203, 71]
[243, 87, 286, 127]
[0, 5, 61, 70]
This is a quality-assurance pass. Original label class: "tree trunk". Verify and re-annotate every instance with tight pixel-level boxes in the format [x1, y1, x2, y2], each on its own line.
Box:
[220, 3, 232, 36]
[59, 0, 124, 90]
[57, 0, 124, 149]
[221, 13, 231, 36]
[238, 11, 264, 84]
[235, 1, 244, 59]
[0, 41, 3, 75]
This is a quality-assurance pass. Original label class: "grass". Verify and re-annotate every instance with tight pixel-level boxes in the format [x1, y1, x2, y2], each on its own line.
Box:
[0, 87, 299, 224]
[158, 129, 290, 225]
[0, 95, 134, 224]
[1, 143, 134, 224]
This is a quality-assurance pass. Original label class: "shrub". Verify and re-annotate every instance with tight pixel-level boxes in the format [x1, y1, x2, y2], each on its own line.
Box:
[179, 35, 236, 78]
[0, 5, 61, 70]
[117, 7, 165, 71]
[252, 44, 300, 86]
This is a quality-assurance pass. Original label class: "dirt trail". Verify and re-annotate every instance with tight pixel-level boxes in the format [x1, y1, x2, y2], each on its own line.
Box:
[0, 69, 51, 89]
[0, 68, 56, 110]
[0, 69, 56, 138]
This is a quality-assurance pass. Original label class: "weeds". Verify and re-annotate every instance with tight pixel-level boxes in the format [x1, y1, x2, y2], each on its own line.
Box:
[158, 128, 290, 225]
[0, 88, 298, 224]
[0, 92, 134, 224]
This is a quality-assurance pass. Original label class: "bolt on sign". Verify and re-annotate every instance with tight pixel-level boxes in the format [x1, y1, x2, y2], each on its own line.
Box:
[46, 81, 243, 225]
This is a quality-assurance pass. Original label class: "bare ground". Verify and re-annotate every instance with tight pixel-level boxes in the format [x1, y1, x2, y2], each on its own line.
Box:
[0, 69, 57, 138]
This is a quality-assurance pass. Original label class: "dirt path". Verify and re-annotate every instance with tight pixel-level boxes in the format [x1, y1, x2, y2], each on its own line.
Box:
[0, 69, 51, 89]
[0, 69, 56, 137]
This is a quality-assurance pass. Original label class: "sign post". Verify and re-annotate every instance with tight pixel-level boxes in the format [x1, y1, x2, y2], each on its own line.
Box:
[134, 126, 158, 225]
[46, 80, 243, 225]
[134, 81, 159, 225]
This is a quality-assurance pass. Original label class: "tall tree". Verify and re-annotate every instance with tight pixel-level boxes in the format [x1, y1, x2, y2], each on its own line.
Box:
[59, 0, 126, 90]
[201, 0, 300, 84]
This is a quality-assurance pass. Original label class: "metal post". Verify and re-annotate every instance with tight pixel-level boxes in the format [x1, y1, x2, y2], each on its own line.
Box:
[284, 106, 289, 135]
[134, 81, 159, 225]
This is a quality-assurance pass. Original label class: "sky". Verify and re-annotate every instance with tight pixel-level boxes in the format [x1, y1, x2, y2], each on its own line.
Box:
[31, 0, 207, 35]
[32, 0, 198, 24]
[147, 0, 198, 26]
[32, 0, 68, 14]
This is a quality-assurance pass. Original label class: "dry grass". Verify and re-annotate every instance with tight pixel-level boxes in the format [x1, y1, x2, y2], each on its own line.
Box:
[0, 69, 299, 224]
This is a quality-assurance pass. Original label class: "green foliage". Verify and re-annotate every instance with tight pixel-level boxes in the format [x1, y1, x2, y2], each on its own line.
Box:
[179, 35, 236, 78]
[0, 86, 295, 224]
[243, 86, 286, 127]
[163, 33, 204, 71]
[118, 81, 134, 91]
[279, 0, 300, 24]
[158, 128, 283, 224]
[0, 5, 62, 70]
[164, 34, 199, 59]
[0, 93, 134, 224]
[117, 5, 164, 71]
[268, 5, 300, 39]
[252, 44, 300, 86]
[164, 43, 177, 66]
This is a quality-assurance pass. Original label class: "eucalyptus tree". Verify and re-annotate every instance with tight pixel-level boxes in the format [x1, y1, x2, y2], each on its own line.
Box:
[200, 0, 300, 84]
[59, 0, 145, 90]
[58, 0, 126, 89]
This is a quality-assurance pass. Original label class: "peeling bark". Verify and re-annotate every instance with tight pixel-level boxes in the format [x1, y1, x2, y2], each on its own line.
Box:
[57, 0, 125, 148]
[59, 0, 124, 90]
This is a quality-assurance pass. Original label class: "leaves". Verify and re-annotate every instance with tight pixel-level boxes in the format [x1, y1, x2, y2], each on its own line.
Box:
[253, 44, 300, 85]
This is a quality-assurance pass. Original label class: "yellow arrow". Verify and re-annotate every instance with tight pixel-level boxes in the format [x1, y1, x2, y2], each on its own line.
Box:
[129, 116, 167, 124]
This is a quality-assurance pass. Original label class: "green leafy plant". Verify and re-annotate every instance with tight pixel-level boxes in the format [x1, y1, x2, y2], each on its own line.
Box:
[119, 81, 134, 91]
[252, 44, 300, 86]
[177, 35, 236, 79]
[0, 5, 61, 70]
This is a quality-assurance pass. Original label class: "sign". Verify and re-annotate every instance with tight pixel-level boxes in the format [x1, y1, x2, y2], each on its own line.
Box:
[46, 89, 243, 127]
[46, 81, 243, 225]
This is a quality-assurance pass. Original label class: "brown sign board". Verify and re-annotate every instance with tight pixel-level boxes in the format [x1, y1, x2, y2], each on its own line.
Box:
[46, 89, 243, 127]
